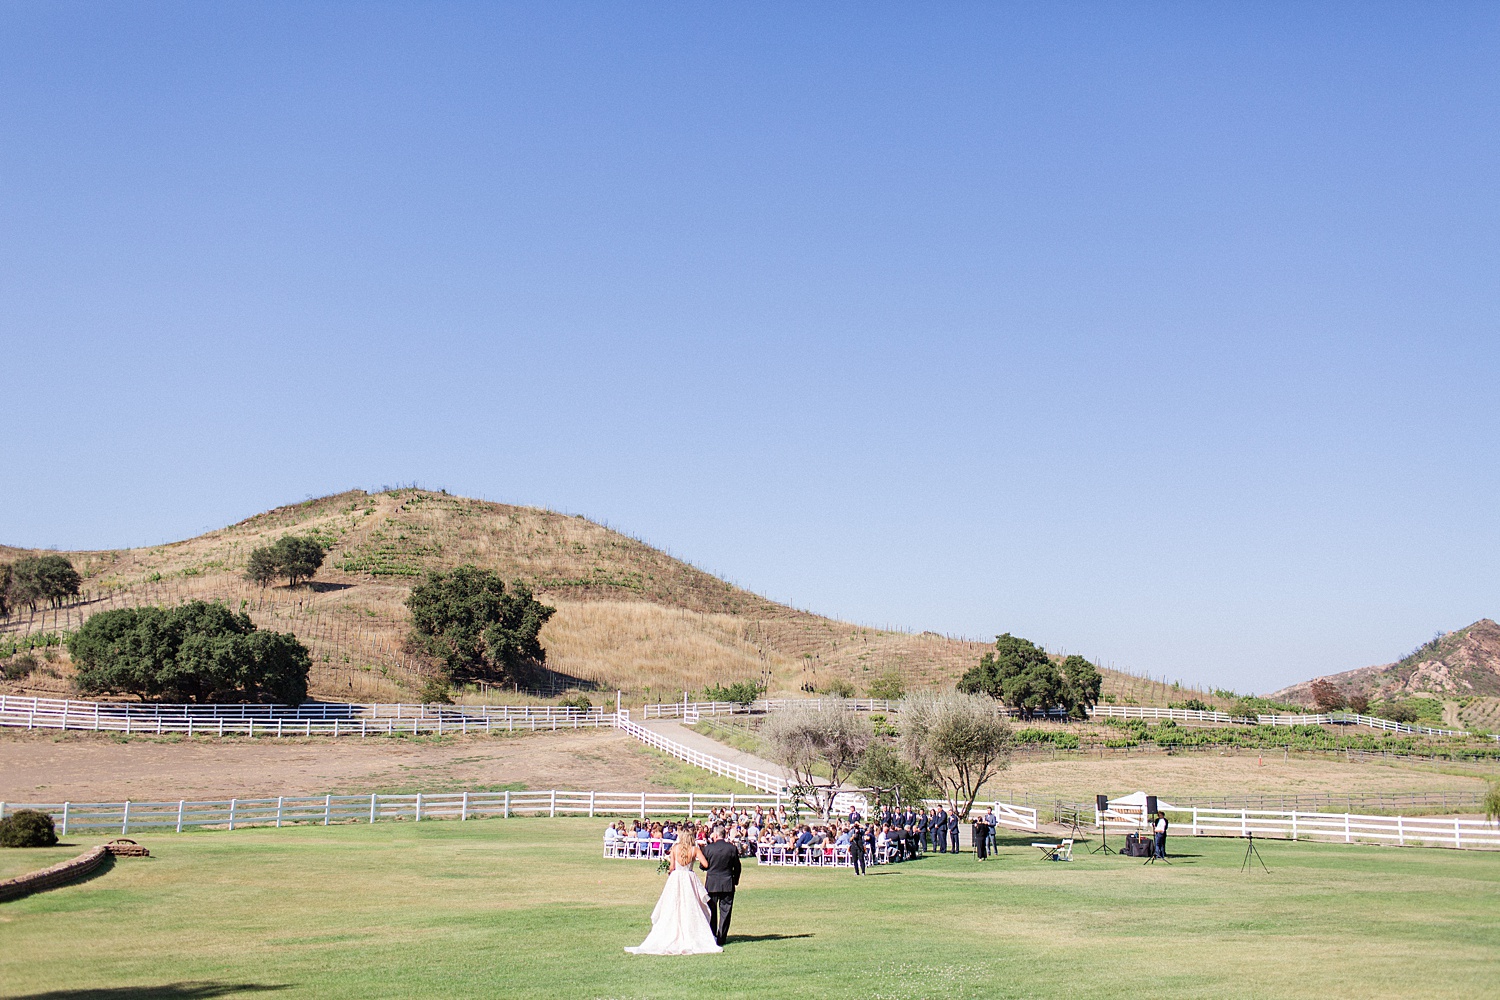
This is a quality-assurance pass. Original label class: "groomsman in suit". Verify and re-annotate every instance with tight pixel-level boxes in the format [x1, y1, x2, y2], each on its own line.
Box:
[916, 810, 930, 853]
[934, 808, 948, 852]
[850, 821, 867, 875]
[702, 827, 742, 946]
[948, 811, 960, 853]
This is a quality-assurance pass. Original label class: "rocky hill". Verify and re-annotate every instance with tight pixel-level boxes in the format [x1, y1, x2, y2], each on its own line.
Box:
[1271, 618, 1500, 706]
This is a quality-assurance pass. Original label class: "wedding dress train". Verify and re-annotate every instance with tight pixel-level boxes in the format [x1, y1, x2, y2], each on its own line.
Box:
[624, 862, 723, 955]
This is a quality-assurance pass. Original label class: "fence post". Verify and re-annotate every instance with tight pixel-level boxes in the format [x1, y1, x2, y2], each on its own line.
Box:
[589, 791, 595, 818]
[1455, 817, 1461, 849]
[549, 790, 556, 818]
[122, 800, 130, 835]
[416, 793, 423, 822]
[370, 794, 378, 824]
[324, 794, 331, 826]
[1397, 815, 1403, 846]
[1291, 811, 1297, 841]
[229, 798, 237, 831]
[1345, 813, 1351, 844]
[177, 799, 185, 833]
[1240, 810, 1247, 838]
[640, 792, 646, 820]
[1191, 807, 1198, 836]
[504, 790, 510, 818]
[730, 791, 736, 810]
[462, 792, 470, 821]
[277, 796, 284, 829]
[61, 802, 69, 836]
[688, 792, 695, 818]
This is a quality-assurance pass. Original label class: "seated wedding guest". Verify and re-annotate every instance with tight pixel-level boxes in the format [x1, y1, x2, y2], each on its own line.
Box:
[604, 824, 620, 845]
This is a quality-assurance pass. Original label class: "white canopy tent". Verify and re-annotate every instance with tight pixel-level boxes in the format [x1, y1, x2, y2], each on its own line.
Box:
[1098, 791, 1178, 831]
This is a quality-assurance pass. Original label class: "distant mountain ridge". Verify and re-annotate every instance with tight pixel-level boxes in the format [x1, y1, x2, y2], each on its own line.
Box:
[1271, 619, 1500, 705]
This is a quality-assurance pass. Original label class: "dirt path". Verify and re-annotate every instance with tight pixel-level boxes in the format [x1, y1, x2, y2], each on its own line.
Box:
[639, 719, 789, 777]
[0, 729, 682, 802]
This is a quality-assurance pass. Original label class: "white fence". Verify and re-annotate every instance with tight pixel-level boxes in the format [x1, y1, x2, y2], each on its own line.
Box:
[1096, 805, 1500, 850]
[0, 695, 618, 737]
[643, 698, 902, 719]
[614, 716, 788, 793]
[0, 789, 789, 836]
[1255, 711, 1474, 738]
[1087, 703, 1497, 742]
[1089, 705, 1248, 724]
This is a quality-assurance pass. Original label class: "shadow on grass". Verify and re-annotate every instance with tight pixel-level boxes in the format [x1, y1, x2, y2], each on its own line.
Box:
[728, 933, 813, 943]
[7, 985, 289, 1000]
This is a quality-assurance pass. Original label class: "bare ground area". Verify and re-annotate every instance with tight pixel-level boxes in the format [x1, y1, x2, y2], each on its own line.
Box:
[987, 750, 1497, 802]
[0, 728, 695, 802]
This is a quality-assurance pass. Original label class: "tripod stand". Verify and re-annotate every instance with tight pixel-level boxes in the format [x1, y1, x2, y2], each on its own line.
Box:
[1240, 831, 1269, 873]
[1089, 822, 1115, 855]
[1142, 835, 1170, 865]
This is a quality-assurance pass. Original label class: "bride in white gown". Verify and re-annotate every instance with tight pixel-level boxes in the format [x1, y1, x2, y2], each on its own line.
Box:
[625, 828, 723, 955]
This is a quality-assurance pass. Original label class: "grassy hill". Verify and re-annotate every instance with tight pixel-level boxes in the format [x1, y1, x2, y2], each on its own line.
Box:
[1, 488, 1227, 707]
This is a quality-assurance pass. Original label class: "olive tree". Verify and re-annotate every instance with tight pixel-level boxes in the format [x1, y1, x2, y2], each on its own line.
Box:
[759, 698, 872, 820]
[898, 691, 1013, 819]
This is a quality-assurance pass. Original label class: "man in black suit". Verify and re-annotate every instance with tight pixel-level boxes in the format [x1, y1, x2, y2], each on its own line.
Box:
[702, 826, 742, 946]
[934, 808, 947, 852]
[948, 811, 960, 853]
[849, 821, 866, 875]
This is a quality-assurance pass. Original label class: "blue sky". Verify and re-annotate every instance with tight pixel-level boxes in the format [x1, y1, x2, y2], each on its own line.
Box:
[3, 3, 1498, 693]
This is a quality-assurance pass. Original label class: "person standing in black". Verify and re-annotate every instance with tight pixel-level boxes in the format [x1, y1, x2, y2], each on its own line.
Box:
[701, 826, 742, 946]
[934, 808, 948, 852]
[973, 815, 989, 861]
[1153, 811, 1169, 860]
[948, 811, 960, 853]
[850, 822, 867, 875]
[916, 810, 930, 853]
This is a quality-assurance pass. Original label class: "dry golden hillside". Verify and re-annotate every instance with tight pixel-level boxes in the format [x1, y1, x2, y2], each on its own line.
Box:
[1, 488, 1221, 707]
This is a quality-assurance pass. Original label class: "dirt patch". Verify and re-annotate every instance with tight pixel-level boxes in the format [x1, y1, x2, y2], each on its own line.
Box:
[987, 751, 1495, 802]
[0, 728, 683, 802]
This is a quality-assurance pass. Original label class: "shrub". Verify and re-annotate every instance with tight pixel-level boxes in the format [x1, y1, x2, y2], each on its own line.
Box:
[1383, 701, 1420, 725]
[418, 678, 453, 705]
[558, 693, 592, 711]
[1310, 679, 1346, 713]
[703, 680, 763, 707]
[1347, 693, 1370, 714]
[69, 601, 309, 704]
[1485, 781, 1500, 826]
[820, 678, 857, 698]
[866, 671, 905, 701]
[0, 809, 58, 848]
[3, 652, 38, 681]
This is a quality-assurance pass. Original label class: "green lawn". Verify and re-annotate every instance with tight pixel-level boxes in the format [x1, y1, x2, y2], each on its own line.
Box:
[1, 819, 1496, 1000]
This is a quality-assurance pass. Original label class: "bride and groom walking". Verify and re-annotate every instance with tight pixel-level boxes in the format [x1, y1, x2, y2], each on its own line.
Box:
[625, 825, 741, 955]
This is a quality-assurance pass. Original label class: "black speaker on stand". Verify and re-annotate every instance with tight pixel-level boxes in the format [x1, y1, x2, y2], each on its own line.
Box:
[1090, 794, 1115, 854]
